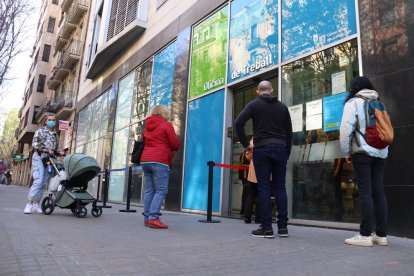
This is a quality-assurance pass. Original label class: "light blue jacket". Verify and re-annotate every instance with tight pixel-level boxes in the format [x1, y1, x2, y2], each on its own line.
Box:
[339, 89, 388, 159]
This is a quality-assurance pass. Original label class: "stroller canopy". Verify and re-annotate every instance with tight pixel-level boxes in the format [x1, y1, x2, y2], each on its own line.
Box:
[63, 153, 101, 181]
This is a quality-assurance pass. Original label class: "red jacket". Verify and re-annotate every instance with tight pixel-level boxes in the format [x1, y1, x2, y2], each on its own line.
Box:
[140, 115, 180, 166]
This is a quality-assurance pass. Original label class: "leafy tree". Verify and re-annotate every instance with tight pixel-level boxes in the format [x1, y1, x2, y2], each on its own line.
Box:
[0, 108, 19, 165]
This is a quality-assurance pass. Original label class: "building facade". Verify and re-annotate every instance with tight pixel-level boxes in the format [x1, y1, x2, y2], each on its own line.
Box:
[72, 0, 412, 237]
[14, 0, 61, 186]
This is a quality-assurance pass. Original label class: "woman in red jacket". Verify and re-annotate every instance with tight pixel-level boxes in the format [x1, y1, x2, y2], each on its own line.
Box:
[140, 105, 180, 229]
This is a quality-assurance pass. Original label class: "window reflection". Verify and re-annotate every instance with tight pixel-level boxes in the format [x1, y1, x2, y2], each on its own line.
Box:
[282, 39, 360, 223]
[132, 58, 153, 124]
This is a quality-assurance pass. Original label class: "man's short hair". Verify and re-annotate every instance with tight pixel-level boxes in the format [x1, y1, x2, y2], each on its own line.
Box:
[257, 81, 272, 91]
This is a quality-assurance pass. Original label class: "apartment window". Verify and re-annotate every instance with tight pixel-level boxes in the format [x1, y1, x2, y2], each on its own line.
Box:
[29, 79, 34, 96]
[24, 109, 30, 128]
[156, 0, 167, 9]
[42, 44, 51, 62]
[88, 4, 103, 66]
[47, 17, 56, 33]
[106, 0, 139, 41]
[32, 106, 40, 124]
[37, 74, 46, 92]
[52, 0, 59, 4]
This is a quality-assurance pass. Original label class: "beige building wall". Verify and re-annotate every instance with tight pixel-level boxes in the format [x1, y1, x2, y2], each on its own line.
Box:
[78, 0, 198, 101]
[18, 0, 61, 145]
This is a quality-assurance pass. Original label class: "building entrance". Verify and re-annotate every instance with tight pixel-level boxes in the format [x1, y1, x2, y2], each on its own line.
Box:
[229, 77, 278, 219]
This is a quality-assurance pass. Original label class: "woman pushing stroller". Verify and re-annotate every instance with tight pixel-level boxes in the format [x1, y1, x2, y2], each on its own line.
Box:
[24, 114, 61, 214]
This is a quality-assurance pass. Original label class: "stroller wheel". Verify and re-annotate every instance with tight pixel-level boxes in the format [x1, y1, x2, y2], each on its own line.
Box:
[91, 206, 102, 217]
[41, 197, 55, 215]
[74, 206, 87, 218]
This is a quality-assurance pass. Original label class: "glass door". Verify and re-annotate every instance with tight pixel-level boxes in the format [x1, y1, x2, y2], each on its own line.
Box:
[229, 77, 278, 218]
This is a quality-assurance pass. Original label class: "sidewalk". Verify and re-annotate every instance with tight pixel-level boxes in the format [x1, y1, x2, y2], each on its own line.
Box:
[1, 184, 413, 276]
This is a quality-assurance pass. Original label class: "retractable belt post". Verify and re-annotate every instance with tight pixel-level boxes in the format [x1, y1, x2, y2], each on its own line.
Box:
[96, 174, 101, 202]
[101, 169, 112, 208]
[120, 166, 137, 213]
[199, 161, 220, 223]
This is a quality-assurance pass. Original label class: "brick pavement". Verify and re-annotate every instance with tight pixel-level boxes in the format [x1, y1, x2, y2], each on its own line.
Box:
[1, 184, 414, 276]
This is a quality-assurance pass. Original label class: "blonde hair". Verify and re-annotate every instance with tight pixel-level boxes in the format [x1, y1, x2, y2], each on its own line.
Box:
[150, 105, 171, 121]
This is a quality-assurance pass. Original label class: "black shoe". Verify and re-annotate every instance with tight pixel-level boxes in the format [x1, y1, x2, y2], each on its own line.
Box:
[278, 227, 289, 237]
[251, 227, 274, 238]
[244, 217, 252, 224]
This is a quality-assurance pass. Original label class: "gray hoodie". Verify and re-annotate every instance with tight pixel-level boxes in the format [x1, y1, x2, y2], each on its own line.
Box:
[339, 89, 388, 159]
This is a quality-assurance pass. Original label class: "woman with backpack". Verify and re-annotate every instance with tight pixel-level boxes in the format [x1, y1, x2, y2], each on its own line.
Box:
[339, 76, 389, 247]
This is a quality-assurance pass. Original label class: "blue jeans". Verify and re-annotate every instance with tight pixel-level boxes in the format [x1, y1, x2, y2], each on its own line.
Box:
[352, 153, 387, 237]
[253, 143, 288, 230]
[28, 153, 49, 202]
[142, 163, 170, 220]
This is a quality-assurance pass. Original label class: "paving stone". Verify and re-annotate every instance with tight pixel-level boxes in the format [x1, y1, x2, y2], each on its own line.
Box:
[1, 184, 414, 276]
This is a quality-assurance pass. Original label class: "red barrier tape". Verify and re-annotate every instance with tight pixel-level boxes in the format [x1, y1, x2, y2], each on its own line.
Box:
[214, 163, 249, 170]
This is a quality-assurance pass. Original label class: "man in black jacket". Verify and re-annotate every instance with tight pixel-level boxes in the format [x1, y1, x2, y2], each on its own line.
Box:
[235, 80, 292, 238]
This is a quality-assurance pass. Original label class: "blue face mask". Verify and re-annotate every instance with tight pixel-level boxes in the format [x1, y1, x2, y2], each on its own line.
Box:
[47, 121, 56, 128]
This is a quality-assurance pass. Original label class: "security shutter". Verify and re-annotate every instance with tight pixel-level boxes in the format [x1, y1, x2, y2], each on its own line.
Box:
[106, 0, 139, 41]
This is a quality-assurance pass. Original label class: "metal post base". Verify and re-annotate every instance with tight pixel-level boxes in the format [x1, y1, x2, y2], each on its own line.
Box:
[119, 209, 137, 213]
[198, 219, 221, 223]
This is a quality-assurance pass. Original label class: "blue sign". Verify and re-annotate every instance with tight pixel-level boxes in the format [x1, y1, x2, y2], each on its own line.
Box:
[150, 42, 176, 108]
[282, 0, 357, 62]
[323, 92, 349, 132]
[183, 90, 224, 212]
[228, 0, 278, 83]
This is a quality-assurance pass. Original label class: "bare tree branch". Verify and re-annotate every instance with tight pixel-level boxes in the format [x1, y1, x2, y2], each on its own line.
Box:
[0, 0, 34, 100]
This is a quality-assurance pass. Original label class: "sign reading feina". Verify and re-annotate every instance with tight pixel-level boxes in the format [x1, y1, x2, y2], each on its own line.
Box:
[189, 6, 228, 99]
[282, 0, 357, 62]
[228, 0, 278, 83]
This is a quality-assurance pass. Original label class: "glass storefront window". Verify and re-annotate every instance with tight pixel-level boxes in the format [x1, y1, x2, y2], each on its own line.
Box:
[108, 126, 130, 202]
[114, 72, 135, 131]
[128, 122, 145, 204]
[282, 39, 360, 223]
[131, 59, 153, 124]
[150, 42, 176, 108]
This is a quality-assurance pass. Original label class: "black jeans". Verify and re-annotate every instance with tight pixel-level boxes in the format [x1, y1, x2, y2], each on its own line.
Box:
[352, 153, 387, 237]
[244, 182, 260, 221]
[240, 179, 249, 214]
[253, 143, 288, 230]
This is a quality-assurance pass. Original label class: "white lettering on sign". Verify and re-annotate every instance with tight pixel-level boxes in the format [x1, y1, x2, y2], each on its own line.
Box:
[204, 78, 225, 91]
[231, 55, 273, 80]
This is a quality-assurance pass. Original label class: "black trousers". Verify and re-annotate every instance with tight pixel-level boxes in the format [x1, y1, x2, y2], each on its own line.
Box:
[244, 182, 260, 221]
[352, 153, 387, 237]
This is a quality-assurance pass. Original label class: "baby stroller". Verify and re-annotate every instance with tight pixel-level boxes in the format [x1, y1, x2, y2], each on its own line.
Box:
[41, 153, 103, 218]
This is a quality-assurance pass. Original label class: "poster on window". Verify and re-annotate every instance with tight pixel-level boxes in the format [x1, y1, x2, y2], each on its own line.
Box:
[323, 91, 348, 132]
[282, 0, 357, 62]
[228, 0, 278, 83]
[189, 6, 229, 99]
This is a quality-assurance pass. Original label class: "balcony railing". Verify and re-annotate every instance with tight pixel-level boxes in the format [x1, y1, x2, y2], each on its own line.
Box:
[48, 40, 82, 90]
[61, 0, 74, 13]
[67, 0, 89, 25]
[54, 19, 76, 52]
[35, 99, 55, 123]
[53, 91, 73, 113]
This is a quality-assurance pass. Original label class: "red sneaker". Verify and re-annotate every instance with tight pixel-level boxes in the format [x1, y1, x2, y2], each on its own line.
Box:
[144, 220, 149, 227]
[147, 218, 168, 229]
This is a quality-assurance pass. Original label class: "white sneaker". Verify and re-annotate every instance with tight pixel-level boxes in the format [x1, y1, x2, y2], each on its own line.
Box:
[345, 234, 373, 247]
[32, 203, 43, 214]
[372, 234, 388, 246]
[24, 204, 32, 214]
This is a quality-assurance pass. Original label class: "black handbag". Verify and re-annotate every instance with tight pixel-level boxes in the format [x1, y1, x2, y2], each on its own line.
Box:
[131, 139, 144, 164]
